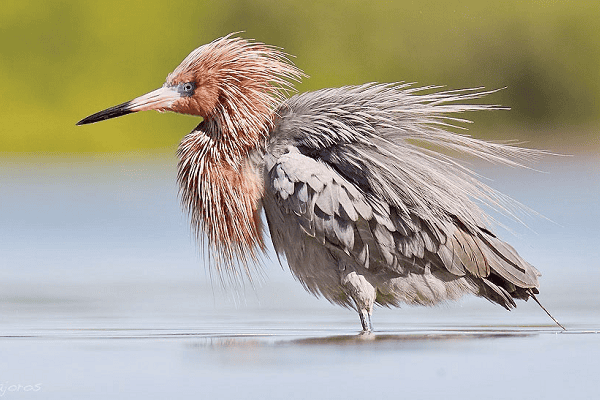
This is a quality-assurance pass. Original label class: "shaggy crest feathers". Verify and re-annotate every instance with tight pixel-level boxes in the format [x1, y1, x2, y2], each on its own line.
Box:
[171, 34, 304, 159]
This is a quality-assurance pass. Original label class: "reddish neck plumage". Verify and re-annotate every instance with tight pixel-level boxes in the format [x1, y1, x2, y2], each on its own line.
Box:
[176, 97, 272, 275]
[173, 36, 304, 277]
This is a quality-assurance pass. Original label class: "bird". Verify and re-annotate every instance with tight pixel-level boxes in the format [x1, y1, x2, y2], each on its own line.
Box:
[77, 34, 564, 332]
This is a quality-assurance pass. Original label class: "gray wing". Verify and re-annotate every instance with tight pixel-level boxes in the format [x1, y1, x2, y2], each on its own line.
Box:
[264, 147, 539, 309]
[263, 84, 542, 308]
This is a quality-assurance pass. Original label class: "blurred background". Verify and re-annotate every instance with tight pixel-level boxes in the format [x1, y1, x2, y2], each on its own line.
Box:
[1, 0, 599, 153]
[1, 1, 599, 398]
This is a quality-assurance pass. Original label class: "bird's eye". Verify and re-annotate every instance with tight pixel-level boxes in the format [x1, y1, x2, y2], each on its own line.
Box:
[176, 82, 196, 96]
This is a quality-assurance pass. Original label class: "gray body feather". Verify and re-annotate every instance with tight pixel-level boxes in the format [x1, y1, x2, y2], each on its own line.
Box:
[258, 84, 541, 322]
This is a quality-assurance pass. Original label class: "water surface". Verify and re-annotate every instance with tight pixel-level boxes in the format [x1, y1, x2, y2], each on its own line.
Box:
[0, 154, 598, 399]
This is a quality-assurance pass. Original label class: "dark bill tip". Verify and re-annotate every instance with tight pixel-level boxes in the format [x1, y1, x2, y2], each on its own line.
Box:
[76, 101, 135, 126]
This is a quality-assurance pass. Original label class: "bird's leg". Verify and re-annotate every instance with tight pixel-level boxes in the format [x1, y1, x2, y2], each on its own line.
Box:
[339, 263, 376, 334]
[358, 308, 373, 334]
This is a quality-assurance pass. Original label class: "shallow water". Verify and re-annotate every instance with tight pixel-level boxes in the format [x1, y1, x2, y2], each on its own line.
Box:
[0, 154, 598, 399]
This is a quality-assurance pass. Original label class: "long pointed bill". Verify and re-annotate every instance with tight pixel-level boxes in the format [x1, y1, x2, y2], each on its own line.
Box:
[76, 86, 181, 125]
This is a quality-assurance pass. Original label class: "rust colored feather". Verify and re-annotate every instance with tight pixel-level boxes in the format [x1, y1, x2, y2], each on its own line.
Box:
[174, 36, 305, 279]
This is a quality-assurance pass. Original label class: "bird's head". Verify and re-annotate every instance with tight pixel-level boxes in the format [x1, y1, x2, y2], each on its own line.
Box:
[77, 34, 304, 126]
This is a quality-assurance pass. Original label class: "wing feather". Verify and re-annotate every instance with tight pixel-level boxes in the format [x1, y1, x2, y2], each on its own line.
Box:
[264, 84, 544, 308]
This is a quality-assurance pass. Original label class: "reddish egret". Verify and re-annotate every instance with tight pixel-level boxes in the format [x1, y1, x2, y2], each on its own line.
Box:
[78, 34, 563, 332]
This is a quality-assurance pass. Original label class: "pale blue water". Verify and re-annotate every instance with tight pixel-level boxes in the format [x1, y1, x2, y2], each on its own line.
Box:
[0, 154, 598, 399]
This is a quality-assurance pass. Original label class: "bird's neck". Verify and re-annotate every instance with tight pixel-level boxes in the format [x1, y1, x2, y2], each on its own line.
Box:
[177, 113, 271, 270]
[203, 112, 273, 166]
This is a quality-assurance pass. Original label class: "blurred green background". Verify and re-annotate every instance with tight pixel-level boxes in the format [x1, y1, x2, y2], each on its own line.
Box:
[1, 0, 598, 154]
